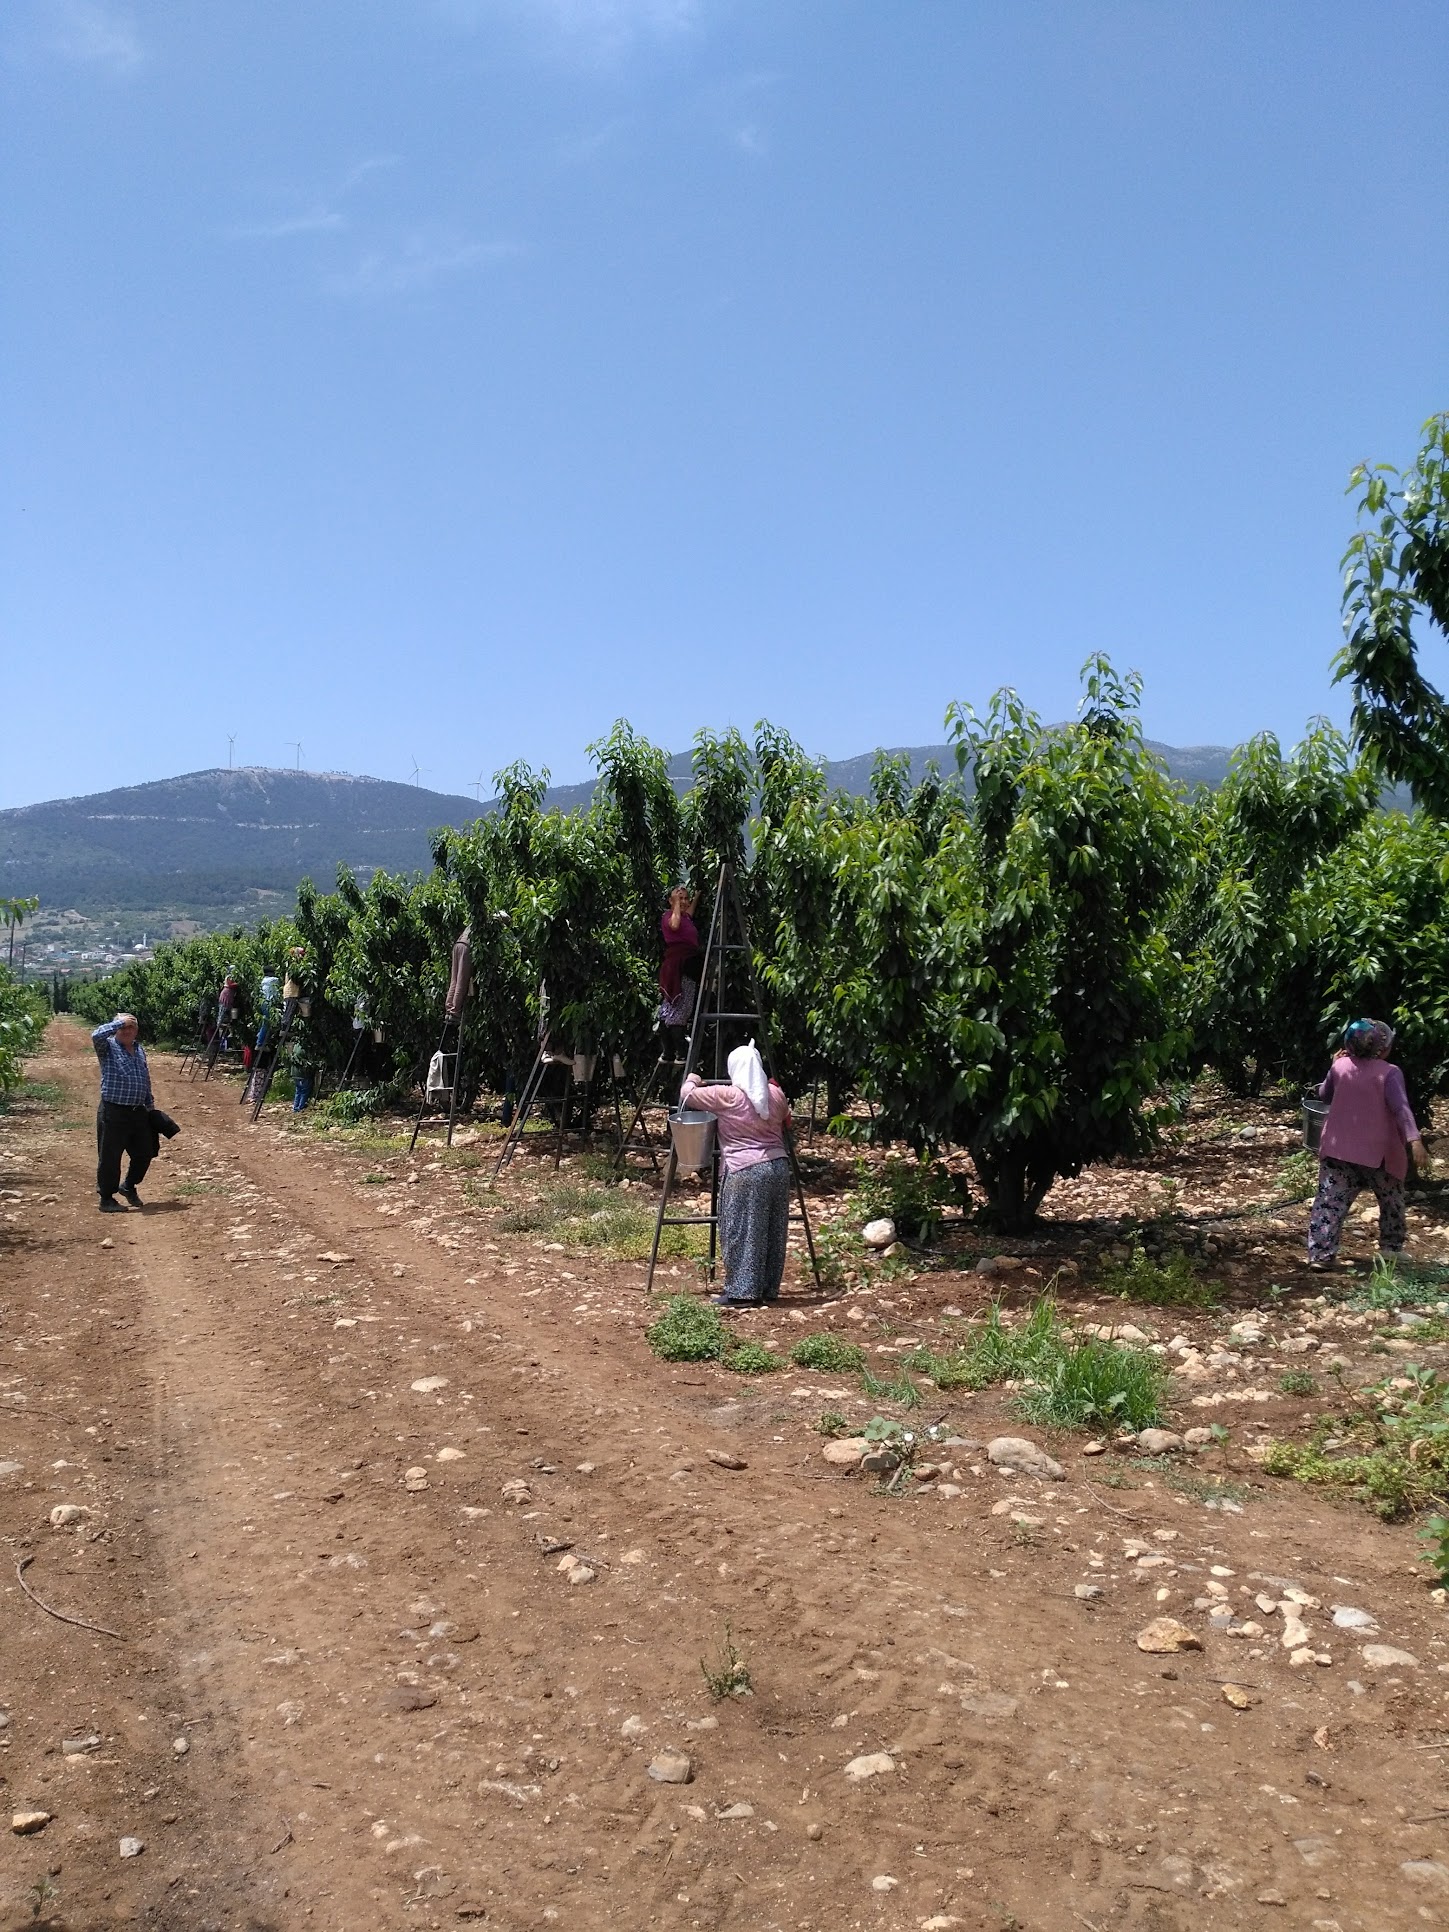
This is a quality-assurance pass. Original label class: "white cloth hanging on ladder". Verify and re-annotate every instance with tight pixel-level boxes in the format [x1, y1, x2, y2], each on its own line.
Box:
[426, 1050, 448, 1096]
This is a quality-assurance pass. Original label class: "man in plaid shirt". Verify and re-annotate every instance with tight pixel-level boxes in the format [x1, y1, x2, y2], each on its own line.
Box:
[92, 1012, 155, 1212]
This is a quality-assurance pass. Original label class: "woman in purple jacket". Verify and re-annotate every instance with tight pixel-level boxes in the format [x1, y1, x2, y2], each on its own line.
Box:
[1307, 1019, 1427, 1271]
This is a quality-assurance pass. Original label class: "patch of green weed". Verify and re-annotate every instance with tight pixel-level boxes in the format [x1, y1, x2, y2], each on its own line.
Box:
[1017, 1337, 1164, 1432]
[646, 1294, 730, 1363]
[816, 1410, 851, 1436]
[1347, 1255, 1449, 1311]
[497, 1181, 702, 1259]
[1272, 1149, 1319, 1203]
[1264, 1372, 1449, 1519]
[726, 1340, 785, 1375]
[1098, 1245, 1221, 1308]
[1279, 1369, 1317, 1396]
[859, 1363, 924, 1409]
[790, 1333, 866, 1373]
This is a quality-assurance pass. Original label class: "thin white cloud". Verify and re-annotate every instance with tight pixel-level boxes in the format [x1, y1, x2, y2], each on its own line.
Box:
[732, 122, 766, 157]
[46, 0, 142, 75]
[328, 230, 520, 300]
[229, 156, 399, 246]
[231, 208, 347, 242]
[434, 0, 702, 60]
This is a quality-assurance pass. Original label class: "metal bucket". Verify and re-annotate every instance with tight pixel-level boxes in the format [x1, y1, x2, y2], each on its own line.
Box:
[573, 1052, 597, 1085]
[1302, 1093, 1329, 1151]
[669, 1108, 716, 1173]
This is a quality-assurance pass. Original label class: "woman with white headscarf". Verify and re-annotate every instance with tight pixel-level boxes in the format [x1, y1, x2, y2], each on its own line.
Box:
[680, 1043, 792, 1306]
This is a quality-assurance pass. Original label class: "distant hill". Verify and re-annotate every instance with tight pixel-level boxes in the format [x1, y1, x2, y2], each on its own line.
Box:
[2, 740, 1238, 955]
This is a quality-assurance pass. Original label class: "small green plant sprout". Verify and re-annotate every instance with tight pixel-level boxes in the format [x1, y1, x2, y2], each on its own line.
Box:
[790, 1333, 866, 1373]
[1207, 1423, 1230, 1448]
[28, 1874, 57, 1920]
[815, 1410, 851, 1437]
[700, 1623, 752, 1700]
[1279, 1369, 1317, 1396]
[1098, 1244, 1221, 1308]
[859, 1415, 918, 1492]
[1419, 1515, 1449, 1590]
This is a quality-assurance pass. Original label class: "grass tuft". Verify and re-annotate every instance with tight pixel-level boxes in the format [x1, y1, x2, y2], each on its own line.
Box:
[1016, 1337, 1164, 1432]
[497, 1180, 703, 1259]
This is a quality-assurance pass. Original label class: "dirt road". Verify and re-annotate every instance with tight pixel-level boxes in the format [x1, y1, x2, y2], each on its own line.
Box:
[4, 1021, 1449, 1931]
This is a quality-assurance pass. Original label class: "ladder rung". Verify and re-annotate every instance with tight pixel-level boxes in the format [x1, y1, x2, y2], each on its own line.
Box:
[658, 1215, 717, 1226]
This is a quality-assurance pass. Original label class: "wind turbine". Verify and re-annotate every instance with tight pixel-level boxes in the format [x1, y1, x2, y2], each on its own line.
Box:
[470, 770, 487, 803]
[410, 756, 425, 789]
[290, 741, 303, 771]
[227, 733, 236, 769]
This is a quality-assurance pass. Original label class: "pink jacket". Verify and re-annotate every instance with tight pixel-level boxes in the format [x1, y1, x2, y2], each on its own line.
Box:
[679, 1074, 790, 1174]
[1318, 1054, 1419, 1180]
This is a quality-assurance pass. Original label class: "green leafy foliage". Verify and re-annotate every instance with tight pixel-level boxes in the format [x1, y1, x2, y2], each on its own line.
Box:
[1175, 722, 1374, 1095]
[1279, 1370, 1318, 1396]
[642, 1294, 785, 1374]
[0, 964, 47, 1099]
[850, 1154, 965, 1243]
[1419, 1515, 1449, 1589]
[1336, 412, 1449, 814]
[1347, 1254, 1449, 1311]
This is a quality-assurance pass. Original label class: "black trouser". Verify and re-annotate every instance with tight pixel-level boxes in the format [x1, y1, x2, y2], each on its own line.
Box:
[96, 1102, 153, 1199]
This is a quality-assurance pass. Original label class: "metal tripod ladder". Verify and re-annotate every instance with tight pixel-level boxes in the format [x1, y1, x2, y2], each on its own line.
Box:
[243, 995, 299, 1121]
[408, 996, 470, 1153]
[611, 1040, 685, 1175]
[492, 1041, 626, 1176]
[643, 861, 821, 1296]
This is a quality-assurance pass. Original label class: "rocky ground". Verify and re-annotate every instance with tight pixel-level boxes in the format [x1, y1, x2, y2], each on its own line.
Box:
[4, 1022, 1449, 1931]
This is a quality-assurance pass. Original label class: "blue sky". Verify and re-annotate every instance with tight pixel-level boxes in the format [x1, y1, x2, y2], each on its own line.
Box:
[4, 0, 1447, 808]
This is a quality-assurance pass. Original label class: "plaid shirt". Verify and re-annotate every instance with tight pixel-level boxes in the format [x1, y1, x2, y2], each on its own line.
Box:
[92, 1021, 154, 1109]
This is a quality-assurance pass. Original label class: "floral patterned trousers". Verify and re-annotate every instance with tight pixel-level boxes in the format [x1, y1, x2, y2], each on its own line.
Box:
[1307, 1157, 1406, 1264]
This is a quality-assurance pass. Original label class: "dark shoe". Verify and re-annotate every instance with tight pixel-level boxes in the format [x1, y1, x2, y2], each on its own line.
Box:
[711, 1293, 762, 1308]
[119, 1183, 143, 1208]
[99, 1196, 128, 1213]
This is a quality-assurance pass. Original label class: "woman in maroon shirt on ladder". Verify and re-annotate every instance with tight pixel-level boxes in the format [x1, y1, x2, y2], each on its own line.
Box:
[1307, 1019, 1428, 1272]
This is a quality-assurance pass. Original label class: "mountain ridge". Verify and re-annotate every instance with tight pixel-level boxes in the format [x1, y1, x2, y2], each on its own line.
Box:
[2, 740, 1237, 956]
